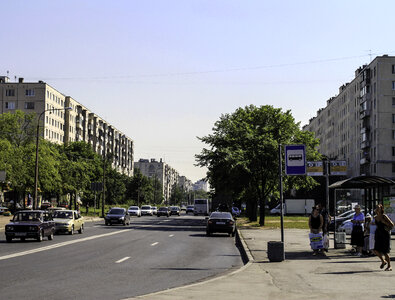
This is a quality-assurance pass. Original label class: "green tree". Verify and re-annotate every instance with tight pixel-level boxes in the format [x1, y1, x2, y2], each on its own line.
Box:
[196, 105, 320, 225]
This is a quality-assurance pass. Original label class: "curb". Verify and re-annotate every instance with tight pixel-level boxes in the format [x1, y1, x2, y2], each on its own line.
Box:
[125, 228, 254, 299]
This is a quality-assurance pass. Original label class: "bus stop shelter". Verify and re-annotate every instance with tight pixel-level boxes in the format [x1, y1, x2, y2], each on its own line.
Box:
[329, 175, 395, 215]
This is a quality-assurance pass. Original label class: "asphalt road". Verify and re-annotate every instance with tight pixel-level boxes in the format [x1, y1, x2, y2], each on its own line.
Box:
[0, 214, 243, 300]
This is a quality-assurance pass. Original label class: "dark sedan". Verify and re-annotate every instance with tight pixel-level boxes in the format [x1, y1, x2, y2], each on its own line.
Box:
[5, 210, 55, 242]
[206, 212, 236, 237]
[170, 206, 180, 216]
[157, 207, 170, 217]
[104, 207, 130, 226]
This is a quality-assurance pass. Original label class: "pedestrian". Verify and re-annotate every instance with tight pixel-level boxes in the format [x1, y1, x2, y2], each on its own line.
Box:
[373, 204, 394, 271]
[351, 205, 365, 256]
[362, 213, 372, 256]
[316, 204, 330, 252]
[309, 206, 323, 256]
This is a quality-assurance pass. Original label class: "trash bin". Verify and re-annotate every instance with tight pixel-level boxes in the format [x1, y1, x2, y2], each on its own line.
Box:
[334, 232, 346, 249]
[267, 241, 284, 262]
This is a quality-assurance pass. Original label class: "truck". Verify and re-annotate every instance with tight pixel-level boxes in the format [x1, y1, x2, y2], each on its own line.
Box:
[270, 199, 315, 215]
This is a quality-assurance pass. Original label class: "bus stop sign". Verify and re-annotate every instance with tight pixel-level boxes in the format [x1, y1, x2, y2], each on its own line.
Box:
[285, 145, 306, 175]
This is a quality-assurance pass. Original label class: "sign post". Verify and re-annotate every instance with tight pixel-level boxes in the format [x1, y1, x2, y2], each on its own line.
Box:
[285, 145, 306, 175]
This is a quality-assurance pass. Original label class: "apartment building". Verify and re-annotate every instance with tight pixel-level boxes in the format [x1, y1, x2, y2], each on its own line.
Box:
[0, 76, 134, 176]
[134, 158, 192, 204]
[303, 55, 395, 180]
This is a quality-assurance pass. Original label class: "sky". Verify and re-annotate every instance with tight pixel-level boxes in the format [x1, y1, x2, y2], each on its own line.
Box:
[1, 0, 395, 182]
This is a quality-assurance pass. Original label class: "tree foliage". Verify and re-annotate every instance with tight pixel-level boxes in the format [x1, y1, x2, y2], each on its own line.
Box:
[196, 105, 321, 224]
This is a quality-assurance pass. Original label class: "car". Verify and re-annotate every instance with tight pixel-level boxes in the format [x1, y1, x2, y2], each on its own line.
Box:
[206, 212, 236, 237]
[328, 210, 364, 231]
[151, 206, 158, 215]
[338, 219, 353, 235]
[5, 210, 55, 242]
[40, 202, 52, 210]
[141, 205, 153, 216]
[170, 206, 180, 216]
[53, 210, 84, 235]
[186, 205, 194, 214]
[157, 207, 170, 217]
[104, 207, 131, 225]
[127, 206, 141, 217]
[47, 207, 67, 215]
[0, 206, 9, 215]
[180, 205, 187, 211]
[231, 207, 241, 217]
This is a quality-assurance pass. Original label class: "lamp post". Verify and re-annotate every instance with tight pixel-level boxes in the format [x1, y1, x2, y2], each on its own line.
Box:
[33, 107, 72, 210]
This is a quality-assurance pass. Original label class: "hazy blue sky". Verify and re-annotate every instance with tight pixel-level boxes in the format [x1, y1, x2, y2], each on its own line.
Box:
[1, 1, 394, 182]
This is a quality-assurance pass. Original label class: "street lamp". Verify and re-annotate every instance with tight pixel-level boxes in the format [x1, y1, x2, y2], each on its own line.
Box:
[33, 107, 72, 210]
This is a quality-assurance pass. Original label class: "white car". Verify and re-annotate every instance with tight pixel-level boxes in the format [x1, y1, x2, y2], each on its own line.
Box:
[141, 205, 153, 216]
[151, 206, 158, 215]
[338, 220, 353, 235]
[127, 206, 141, 217]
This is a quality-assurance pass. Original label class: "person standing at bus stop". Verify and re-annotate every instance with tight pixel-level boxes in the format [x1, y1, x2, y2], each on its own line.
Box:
[373, 204, 394, 271]
[351, 205, 365, 257]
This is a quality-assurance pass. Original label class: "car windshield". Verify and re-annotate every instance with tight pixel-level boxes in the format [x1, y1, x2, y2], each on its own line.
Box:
[187, 205, 194, 208]
[170, 207, 178, 210]
[53, 211, 73, 219]
[159, 207, 168, 211]
[109, 208, 124, 214]
[128, 207, 138, 210]
[195, 200, 207, 204]
[14, 212, 42, 222]
[210, 212, 231, 219]
[141, 206, 151, 210]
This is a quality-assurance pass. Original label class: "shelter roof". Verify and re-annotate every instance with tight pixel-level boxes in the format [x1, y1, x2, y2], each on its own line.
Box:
[329, 176, 395, 189]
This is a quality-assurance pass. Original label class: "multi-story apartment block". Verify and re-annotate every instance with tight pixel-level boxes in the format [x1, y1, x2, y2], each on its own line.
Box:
[0, 76, 134, 176]
[134, 158, 190, 204]
[178, 176, 193, 192]
[303, 55, 395, 180]
[193, 179, 208, 192]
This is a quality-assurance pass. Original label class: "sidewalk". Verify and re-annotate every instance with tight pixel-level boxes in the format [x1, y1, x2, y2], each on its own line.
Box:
[128, 228, 395, 300]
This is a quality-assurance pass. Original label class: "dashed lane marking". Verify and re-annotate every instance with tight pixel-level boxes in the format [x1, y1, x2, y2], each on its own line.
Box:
[116, 256, 130, 263]
[151, 242, 159, 246]
[0, 229, 133, 261]
[169, 234, 174, 237]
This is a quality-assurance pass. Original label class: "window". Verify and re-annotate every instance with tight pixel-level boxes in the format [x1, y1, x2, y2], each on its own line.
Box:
[393, 81, 395, 90]
[392, 65, 395, 74]
[392, 147, 395, 156]
[392, 130, 395, 139]
[24, 102, 34, 109]
[25, 89, 35, 96]
[392, 163, 395, 173]
[392, 114, 395, 123]
[6, 89, 15, 96]
[5, 102, 15, 109]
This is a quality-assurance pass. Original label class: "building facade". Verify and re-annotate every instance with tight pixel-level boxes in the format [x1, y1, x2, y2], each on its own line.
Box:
[303, 55, 395, 180]
[134, 158, 192, 204]
[193, 179, 208, 192]
[0, 76, 134, 176]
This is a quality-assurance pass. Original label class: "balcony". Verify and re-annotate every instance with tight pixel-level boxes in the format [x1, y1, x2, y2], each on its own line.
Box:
[360, 109, 370, 119]
[360, 126, 370, 134]
[360, 156, 370, 165]
[360, 140, 370, 149]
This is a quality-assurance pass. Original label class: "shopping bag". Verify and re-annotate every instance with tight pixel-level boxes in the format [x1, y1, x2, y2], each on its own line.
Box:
[309, 233, 323, 250]
[323, 234, 329, 250]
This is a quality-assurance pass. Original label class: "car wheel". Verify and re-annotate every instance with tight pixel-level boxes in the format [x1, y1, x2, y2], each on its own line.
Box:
[37, 230, 43, 242]
[78, 224, 84, 234]
[69, 225, 74, 235]
[6, 237, 12, 243]
[20, 237, 26, 242]
[232, 231, 236, 237]
[105, 221, 109, 226]
[206, 230, 211, 236]
[48, 231, 54, 240]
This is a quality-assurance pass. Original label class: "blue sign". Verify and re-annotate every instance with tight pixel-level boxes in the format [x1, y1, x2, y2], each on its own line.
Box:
[285, 145, 306, 175]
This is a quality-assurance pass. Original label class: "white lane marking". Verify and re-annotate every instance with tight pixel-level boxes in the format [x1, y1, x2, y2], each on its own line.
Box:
[169, 234, 174, 237]
[163, 220, 171, 222]
[116, 256, 130, 263]
[151, 242, 159, 246]
[0, 229, 133, 261]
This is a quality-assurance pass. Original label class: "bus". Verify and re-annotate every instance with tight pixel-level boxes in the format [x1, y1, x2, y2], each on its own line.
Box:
[194, 199, 210, 216]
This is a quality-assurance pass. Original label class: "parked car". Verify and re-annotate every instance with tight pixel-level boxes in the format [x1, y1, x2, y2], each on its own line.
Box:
[141, 205, 153, 216]
[5, 210, 55, 242]
[53, 210, 84, 235]
[0, 206, 9, 215]
[231, 207, 241, 217]
[151, 206, 158, 215]
[206, 212, 236, 237]
[128, 206, 141, 217]
[105, 207, 130, 225]
[157, 207, 170, 217]
[170, 206, 181, 216]
[328, 210, 363, 231]
[186, 205, 194, 214]
[338, 219, 353, 235]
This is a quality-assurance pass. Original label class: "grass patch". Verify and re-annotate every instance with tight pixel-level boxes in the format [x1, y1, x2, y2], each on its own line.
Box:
[237, 215, 309, 229]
